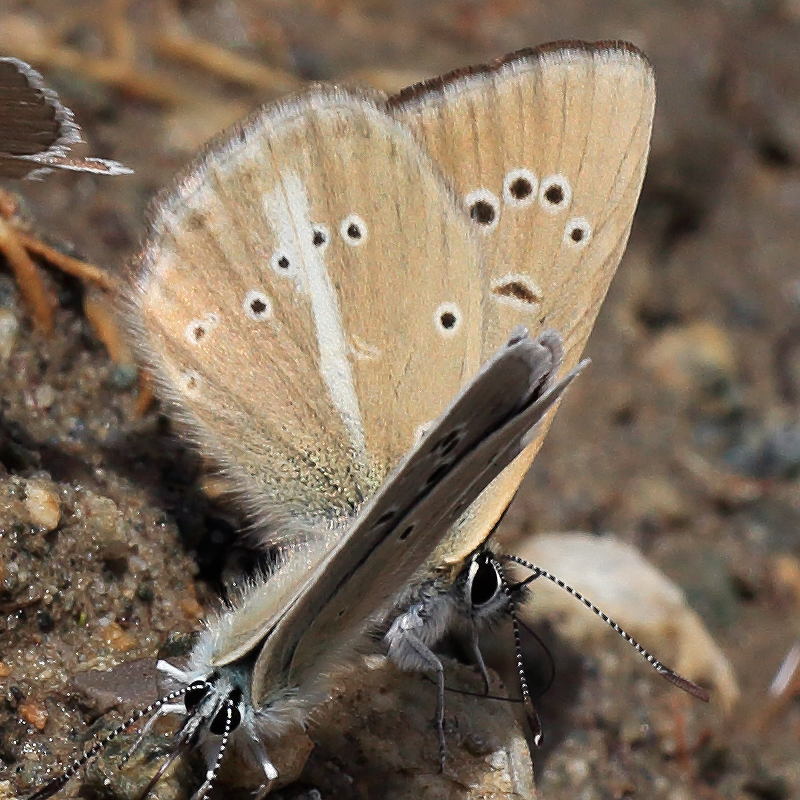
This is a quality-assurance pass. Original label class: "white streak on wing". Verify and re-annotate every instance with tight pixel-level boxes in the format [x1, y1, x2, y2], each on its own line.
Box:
[263, 171, 366, 461]
[263, 181, 304, 292]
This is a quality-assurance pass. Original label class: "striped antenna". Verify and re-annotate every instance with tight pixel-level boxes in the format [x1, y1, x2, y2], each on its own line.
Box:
[503, 554, 711, 702]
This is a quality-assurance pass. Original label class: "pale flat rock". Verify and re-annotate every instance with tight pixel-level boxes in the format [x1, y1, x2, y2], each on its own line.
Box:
[306, 655, 536, 800]
[508, 533, 740, 712]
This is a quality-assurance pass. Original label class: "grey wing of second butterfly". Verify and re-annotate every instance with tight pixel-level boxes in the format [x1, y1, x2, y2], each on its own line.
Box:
[249, 328, 585, 704]
[0, 57, 131, 178]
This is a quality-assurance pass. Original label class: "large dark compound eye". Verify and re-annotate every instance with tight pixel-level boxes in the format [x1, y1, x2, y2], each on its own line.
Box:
[210, 688, 243, 734]
[184, 680, 212, 712]
[470, 554, 501, 608]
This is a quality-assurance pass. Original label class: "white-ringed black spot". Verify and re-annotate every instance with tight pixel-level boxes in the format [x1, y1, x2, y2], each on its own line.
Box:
[434, 302, 461, 337]
[181, 371, 201, 394]
[538, 174, 572, 213]
[270, 251, 293, 275]
[503, 168, 538, 207]
[464, 189, 500, 232]
[564, 217, 592, 249]
[340, 214, 368, 245]
[545, 185, 563, 204]
[243, 290, 272, 320]
[471, 200, 495, 224]
[311, 224, 330, 249]
[184, 314, 218, 345]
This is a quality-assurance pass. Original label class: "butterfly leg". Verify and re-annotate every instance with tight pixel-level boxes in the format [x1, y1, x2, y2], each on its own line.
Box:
[119, 703, 185, 765]
[385, 604, 449, 769]
[467, 623, 491, 696]
[238, 731, 279, 799]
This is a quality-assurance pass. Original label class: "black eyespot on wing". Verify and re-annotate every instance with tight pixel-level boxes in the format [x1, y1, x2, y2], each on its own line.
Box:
[243, 290, 272, 320]
[435, 303, 461, 336]
[539, 176, 571, 211]
[277, 256, 290, 270]
[564, 218, 591, 247]
[544, 184, 563, 204]
[340, 214, 368, 244]
[399, 524, 414, 541]
[470, 199, 496, 225]
[509, 177, 533, 200]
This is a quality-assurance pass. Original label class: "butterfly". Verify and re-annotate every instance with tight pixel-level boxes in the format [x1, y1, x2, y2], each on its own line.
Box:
[29, 42, 660, 799]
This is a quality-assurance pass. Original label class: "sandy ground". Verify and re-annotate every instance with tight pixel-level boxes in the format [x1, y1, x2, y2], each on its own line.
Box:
[1, 1, 800, 799]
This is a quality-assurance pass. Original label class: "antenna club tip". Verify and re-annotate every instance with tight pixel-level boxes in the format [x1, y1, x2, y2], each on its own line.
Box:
[661, 667, 711, 702]
[523, 698, 544, 747]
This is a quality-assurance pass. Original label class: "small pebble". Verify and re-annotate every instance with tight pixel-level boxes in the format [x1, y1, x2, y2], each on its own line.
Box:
[23, 479, 61, 532]
[109, 363, 138, 389]
[19, 699, 48, 731]
[566, 757, 590, 781]
[100, 621, 137, 652]
[33, 384, 56, 410]
[179, 597, 204, 621]
[642, 320, 737, 400]
[462, 733, 496, 757]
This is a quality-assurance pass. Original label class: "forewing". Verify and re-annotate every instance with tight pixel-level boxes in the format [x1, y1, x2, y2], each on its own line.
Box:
[128, 88, 484, 538]
[389, 42, 656, 560]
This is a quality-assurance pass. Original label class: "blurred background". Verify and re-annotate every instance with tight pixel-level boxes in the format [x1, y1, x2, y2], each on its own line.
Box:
[1, 1, 799, 798]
